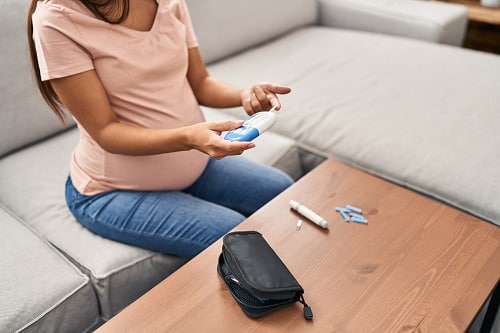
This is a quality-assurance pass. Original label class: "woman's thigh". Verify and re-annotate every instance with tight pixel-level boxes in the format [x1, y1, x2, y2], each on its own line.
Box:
[185, 156, 294, 217]
[66, 178, 245, 257]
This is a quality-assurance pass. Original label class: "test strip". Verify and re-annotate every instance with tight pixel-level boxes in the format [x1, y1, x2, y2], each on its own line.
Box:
[339, 211, 350, 222]
[350, 215, 367, 223]
[346, 205, 362, 214]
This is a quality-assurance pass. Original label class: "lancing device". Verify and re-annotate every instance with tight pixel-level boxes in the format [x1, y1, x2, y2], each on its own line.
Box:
[289, 200, 329, 229]
[222, 106, 278, 141]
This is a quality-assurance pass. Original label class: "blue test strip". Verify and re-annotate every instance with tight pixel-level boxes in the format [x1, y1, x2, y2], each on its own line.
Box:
[350, 215, 368, 224]
[335, 207, 351, 222]
[346, 205, 362, 214]
[335, 205, 368, 223]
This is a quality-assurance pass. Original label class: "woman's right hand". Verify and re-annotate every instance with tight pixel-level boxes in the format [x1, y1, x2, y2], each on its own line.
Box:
[185, 120, 255, 160]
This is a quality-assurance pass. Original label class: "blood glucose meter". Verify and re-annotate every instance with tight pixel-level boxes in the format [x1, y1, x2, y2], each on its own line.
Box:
[222, 106, 278, 142]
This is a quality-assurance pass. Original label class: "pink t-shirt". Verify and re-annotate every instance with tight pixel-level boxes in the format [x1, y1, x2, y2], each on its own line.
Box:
[32, 0, 209, 195]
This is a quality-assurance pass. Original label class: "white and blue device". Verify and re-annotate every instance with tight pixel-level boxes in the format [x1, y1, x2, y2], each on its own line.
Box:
[223, 107, 278, 142]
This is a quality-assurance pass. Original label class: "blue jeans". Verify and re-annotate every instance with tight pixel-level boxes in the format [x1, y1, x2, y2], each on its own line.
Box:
[66, 156, 293, 257]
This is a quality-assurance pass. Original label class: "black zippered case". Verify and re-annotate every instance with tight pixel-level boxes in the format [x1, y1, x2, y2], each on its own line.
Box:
[217, 231, 313, 320]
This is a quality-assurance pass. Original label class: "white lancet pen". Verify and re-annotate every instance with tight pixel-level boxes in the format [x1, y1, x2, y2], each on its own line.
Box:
[289, 200, 329, 229]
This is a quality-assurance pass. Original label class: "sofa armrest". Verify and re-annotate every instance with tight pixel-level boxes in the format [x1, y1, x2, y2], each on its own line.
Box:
[317, 0, 468, 46]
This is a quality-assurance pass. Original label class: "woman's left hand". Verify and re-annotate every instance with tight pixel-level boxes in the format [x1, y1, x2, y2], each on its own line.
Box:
[241, 83, 291, 115]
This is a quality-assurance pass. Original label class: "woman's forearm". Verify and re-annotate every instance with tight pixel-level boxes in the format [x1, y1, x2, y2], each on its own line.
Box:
[95, 120, 253, 159]
[95, 122, 190, 155]
[187, 47, 244, 109]
[194, 76, 244, 109]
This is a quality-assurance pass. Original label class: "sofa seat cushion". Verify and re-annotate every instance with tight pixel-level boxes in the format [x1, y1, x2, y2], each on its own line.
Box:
[205, 26, 500, 226]
[0, 130, 189, 320]
[0, 207, 100, 332]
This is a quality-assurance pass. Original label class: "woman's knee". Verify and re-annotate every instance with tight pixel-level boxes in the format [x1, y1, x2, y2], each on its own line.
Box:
[276, 169, 294, 190]
[265, 168, 294, 197]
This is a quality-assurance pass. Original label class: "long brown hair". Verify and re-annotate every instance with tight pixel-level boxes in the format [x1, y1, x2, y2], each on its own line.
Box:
[26, 0, 130, 125]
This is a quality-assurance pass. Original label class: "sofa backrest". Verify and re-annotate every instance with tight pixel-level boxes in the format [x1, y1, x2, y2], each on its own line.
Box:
[186, 0, 318, 64]
[0, 0, 73, 158]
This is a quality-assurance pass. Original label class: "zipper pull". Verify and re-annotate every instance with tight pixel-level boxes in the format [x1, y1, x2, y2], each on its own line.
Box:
[226, 275, 243, 288]
[299, 295, 313, 320]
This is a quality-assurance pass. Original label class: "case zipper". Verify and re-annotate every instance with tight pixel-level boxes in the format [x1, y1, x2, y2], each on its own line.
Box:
[299, 295, 313, 320]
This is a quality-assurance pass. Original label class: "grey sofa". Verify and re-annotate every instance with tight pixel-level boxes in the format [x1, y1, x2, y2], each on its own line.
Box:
[1, 0, 498, 332]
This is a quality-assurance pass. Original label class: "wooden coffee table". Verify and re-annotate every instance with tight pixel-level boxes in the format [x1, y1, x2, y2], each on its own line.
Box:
[96, 159, 500, 332]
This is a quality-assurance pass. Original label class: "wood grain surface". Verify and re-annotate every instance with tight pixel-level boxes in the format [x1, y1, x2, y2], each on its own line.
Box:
[96, 159, 500, 333]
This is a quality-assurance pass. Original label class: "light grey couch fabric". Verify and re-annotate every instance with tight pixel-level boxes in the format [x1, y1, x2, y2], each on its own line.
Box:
[318, 0, 468, 46]
[2, 0, 498, 331]
[0, 0, 74, 158]
[203, 26, 500, 226]
[186, 0, 318, 64]
[0, 207, 100, 333]
[0, 129, 190, 320]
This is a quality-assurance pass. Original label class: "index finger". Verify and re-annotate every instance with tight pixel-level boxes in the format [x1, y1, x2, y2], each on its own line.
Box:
[263, 83, 292, 95]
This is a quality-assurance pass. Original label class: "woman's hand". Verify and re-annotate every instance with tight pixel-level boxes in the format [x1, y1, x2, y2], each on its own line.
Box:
[240, 83, 291, 115]
[185, 120, 255, 160]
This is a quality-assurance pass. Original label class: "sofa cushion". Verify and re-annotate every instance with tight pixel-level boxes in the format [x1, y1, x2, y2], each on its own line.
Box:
[186, 0, 317, 64]
[0, 130, 189, 320]
[0, 0, 74, 158]
[205, 26, 500, 226]
[0, 206, 100, 332]
[202, 108, 303, 179]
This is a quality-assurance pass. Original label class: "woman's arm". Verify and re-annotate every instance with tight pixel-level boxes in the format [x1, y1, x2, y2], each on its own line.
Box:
[49, 70, 254, 159]
[186, 47, 291, 115]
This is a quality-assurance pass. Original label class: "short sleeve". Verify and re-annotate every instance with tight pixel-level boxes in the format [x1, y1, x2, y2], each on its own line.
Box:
[177, 0, 198, 48]
[32, 3, 94, 81]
